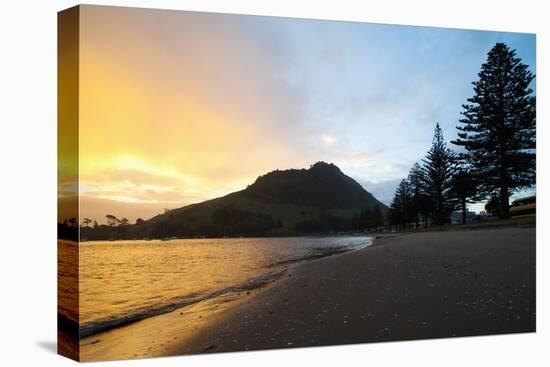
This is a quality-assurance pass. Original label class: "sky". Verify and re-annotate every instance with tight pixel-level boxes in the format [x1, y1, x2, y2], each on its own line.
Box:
[73, 5, 536, 223]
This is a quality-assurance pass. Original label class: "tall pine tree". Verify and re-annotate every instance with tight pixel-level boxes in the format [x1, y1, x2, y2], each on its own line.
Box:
[389, 179, 414, 229]
[452, 43, 535, 219]
[422, 123, 456, 225]
[450, 168, 476, 224]
[407, 162, 430, 228]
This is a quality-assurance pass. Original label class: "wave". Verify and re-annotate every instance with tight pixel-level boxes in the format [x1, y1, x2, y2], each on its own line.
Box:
[79, 237, 373, 338]
[266, 244, 367, 268]
[79, 268, 286, 338]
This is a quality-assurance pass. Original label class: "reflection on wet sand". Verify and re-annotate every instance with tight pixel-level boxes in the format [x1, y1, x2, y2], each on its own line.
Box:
[58, 236, 372, 361]
[80, 289, 258, 361]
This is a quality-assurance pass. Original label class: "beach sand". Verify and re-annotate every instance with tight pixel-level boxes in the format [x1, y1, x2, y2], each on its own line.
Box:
[77, 226, 535, 360]
[171, 226, 536, 355]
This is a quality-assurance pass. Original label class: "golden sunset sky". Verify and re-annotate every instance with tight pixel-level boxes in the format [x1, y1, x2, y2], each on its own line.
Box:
[77, 6, 315, 222]
[65, 5, 535, 223]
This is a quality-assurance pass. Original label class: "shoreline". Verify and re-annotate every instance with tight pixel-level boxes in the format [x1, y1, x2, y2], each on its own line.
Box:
[172, 226, 535, 355]
[78, 236, 374, 339]
[78, 226, 535, 360]
[77, 215, 535, 243]
[78, 236, 375, 361]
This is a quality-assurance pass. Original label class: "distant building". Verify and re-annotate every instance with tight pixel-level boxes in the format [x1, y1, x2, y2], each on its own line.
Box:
[510, 195, 536, 216]
[451, 210, 476, 224]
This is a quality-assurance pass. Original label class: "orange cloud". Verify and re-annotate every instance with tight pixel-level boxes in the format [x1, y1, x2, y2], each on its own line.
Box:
[77, 6, 312, 222]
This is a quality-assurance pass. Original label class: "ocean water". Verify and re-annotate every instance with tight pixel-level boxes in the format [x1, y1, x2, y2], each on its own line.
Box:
[68, 236, 373, 337]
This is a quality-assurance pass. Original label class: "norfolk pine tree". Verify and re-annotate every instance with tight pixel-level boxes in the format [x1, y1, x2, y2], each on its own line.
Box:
[421, 123, 457, 225]
[452, 43, 535, 219]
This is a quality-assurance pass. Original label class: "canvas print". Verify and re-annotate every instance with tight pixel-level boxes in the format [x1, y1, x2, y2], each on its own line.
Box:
[58, 5, 536, 362]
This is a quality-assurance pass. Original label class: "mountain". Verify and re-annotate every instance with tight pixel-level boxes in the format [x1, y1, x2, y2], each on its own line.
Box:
[82, 162, 388, 239]
[243, 162, 382, 209]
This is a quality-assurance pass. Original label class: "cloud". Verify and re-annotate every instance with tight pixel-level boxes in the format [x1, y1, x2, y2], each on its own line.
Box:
[88, 168, 183, 187]
[73, 7, 535, 221]
[78, 196, 172, 224]
[78, 6, 317, 220]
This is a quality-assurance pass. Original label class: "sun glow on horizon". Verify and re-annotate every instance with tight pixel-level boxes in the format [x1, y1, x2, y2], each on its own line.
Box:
[76, 7, 317, 222]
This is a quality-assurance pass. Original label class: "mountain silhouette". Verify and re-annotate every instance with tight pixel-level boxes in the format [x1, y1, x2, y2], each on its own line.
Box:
[243, 162, 383, 209]
[82, 162, 387, 239]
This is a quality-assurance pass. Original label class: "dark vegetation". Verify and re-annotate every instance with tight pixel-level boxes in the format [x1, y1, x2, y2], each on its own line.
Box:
[243, 162, 381, 209]
[66, 162, 388, 240]
[389, 43, 535, 229]
[58, 43, 535, 241]
[58, 220, 78, 241]
[452, 43, 536, 219]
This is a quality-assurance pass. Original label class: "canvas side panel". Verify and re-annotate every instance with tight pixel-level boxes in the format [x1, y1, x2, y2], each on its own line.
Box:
[57, 5, 80, 362]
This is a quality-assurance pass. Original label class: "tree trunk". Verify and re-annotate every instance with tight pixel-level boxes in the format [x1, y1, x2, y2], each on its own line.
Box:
[500, 186, 510, 219]
[499, 136, 511, 219]
[461, 197, 467, 224]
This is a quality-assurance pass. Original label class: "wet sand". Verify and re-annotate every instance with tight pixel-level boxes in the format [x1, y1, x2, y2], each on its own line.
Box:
[79, 290, 252, 361]
[77, 226, 535, 360]
[173, 226, 536, 355]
